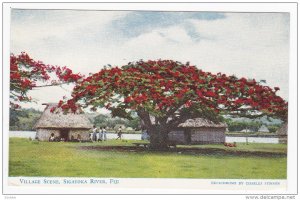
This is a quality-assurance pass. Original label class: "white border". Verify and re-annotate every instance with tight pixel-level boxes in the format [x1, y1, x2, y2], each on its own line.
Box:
[1, 2, 298, 196]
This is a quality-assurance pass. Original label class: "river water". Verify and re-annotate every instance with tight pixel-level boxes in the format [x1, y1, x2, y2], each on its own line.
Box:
[9, 131, 279, 144]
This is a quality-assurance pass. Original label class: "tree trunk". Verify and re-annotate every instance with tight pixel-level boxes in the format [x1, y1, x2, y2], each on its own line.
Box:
[137, 110, 170, 150]
[148, 126, 169, 150]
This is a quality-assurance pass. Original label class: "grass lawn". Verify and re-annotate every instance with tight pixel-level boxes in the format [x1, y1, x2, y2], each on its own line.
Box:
[178, 143, 287, 153]
[9, 138, 287, 179]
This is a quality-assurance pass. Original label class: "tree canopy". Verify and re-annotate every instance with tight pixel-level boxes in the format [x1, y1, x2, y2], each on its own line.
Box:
[57, 60, 287, 149]
[60, 60, 287, 120]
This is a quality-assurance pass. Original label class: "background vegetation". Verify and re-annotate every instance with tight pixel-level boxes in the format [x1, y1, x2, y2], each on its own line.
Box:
[225, 118, 282, 133]
[9, 108, 142, 133]
[92, 113, 141, 131]
[9, 108, 283, 133]
[9, 108, 42, 131]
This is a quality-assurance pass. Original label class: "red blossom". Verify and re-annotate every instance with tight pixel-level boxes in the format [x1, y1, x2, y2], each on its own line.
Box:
[205, 91, 217, 97]
[50, 107, 56, 113]
[196, 90, 204, 98]
[10, 52, 83, 109]
[55, 59, 287, 121]
[124, 96, 132, 103]
[185, 101, 192, 107]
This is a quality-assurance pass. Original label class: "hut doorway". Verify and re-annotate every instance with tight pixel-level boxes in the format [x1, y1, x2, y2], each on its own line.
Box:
[60, 129, 70, 141]
[184, 130, 191, 145]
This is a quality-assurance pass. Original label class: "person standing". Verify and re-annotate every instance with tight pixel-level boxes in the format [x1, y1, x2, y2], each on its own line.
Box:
[141, 129, 149, 141]
[92, 125, 97, 142]
[116, 126, 122, 140]
[98, 127, 103, 142]
[89, 132, 93, 141]
[77, 134, 82, 142]
[102, 127, 107, 141]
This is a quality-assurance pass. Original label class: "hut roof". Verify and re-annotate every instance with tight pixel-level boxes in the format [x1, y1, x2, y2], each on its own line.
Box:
[35, 103, 93, 129]
[178, 118, 227, 128]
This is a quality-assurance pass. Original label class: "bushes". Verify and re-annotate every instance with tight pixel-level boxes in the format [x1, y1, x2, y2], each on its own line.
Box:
[225, 118, 282, 133]
[93, 114, 141, 130]
[225, 119, 262, 132]
[9, 108, 42, 131]
[267, 125, 280, 133]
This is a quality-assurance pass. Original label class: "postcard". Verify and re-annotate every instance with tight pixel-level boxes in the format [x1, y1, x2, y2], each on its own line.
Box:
[1, 2, 298, 199]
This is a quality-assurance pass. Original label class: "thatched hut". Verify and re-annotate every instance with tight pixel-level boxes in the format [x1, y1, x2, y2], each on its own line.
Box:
[277, 122, 288, 144]
[34, 103, 93, 141]
[277, 122, 288, 136]
[168, 118, 227, 145]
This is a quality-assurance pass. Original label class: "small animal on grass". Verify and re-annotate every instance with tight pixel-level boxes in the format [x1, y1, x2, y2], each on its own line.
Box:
[224, 142, 237, 147]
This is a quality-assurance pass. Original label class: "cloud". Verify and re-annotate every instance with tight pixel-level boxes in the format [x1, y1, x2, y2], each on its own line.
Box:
[10, 10, 290, 111]
[11, 9, 128, 69]
[107, 11, 225, 38]
[115, 12, 289, 99]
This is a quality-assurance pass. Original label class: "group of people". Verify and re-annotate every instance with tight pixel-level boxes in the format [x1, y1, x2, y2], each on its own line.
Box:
[91, 126, 108, 142]
[90, 126, 123, 141]
[49, 133, 65, 142]
[49, 133, 82, 142]
[48, 126, 124, 142]
[49, 133, 57, 142]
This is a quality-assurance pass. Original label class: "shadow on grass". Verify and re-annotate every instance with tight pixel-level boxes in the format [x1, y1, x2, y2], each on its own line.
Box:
[79, 145, 287, 158]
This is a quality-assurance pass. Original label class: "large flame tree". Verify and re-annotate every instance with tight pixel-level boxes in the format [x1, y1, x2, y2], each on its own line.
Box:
[58, 60, 287, 149]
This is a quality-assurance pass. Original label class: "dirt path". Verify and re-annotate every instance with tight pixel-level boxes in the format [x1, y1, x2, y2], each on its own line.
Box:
[79, 146, 286, 157]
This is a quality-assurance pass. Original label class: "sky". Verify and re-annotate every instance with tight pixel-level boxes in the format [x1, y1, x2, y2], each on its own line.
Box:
[10, 10, 290, 111]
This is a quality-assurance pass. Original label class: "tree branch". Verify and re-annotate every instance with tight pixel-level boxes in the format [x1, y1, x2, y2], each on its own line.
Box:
[166, 113, 192, 130]
[32, 83, 68, 88]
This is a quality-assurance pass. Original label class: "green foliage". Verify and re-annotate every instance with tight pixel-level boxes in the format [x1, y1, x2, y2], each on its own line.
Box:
[225, 118, 262, 132]
[111, 107, 133, 120]
[9, 108, 42, 131]
[9, 109, 22, 127]
[127, 117, 141, 130]
[267, 125, 280, 133]
[93, 114, 108, 127]
[93, 113, 141, 130]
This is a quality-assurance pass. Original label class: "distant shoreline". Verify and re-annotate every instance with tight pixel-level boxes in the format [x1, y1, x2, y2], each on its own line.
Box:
[225, 133, 285, 138]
